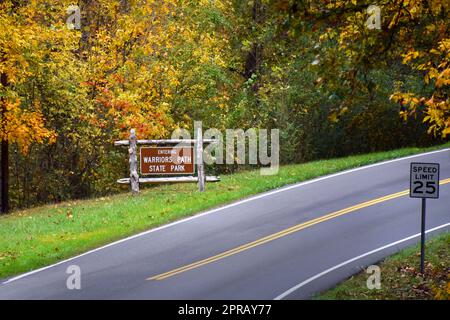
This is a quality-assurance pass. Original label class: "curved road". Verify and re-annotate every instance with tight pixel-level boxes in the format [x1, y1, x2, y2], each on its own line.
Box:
[1, 149, 449, 299]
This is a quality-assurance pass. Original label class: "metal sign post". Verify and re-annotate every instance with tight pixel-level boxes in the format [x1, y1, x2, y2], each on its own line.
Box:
[409, 162, 440, 274]
[420, 198, 426, 273]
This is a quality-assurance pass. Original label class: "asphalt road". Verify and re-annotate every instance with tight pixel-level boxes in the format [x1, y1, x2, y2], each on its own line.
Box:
[0, 149, 449, 300]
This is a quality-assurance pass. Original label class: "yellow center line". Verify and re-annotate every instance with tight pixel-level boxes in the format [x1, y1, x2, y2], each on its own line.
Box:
[148, 178, 450, 281]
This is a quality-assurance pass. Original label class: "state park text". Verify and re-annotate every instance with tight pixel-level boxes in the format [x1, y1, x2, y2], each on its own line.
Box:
[141, 147, 194, 175]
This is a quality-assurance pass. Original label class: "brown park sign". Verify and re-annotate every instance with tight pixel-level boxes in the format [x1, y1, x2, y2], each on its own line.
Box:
[140, 147, 194, 175]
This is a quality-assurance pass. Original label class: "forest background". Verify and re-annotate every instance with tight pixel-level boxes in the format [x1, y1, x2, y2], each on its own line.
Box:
[0, 0, 448, 211]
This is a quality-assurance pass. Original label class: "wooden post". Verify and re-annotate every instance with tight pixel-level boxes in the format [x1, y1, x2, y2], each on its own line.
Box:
[129, 129, 139, 194]
[196, 127, 205, 192]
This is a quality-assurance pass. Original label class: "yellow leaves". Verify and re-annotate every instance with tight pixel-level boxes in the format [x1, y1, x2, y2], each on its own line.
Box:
[399, 35, 449, 137]
[169, 77, 181, 87]
[394, 89, 450, 138]
[328, 107, 349, 123]
[423, 98, 450, 137]
[391, 92, 424, 121]
[402, 50, 420, 64]
[319, 29, 337, 42]
[389, 92, 402, 104]
[404, 0, 423, 18]
[432, 279, 450, 300]
[0, 99, 56, 154]
[425, 24, 436, 33]
[443, 126, 450, 138]
[0, 0, 232, 152]
[328, 111, 339, 123]
[435, 68, 450, 88]
[427, 0, 448, 15]
[0, 0, 80, 88]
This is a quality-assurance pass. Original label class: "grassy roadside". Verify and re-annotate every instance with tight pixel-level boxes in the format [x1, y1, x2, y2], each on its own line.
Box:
[0, 143, 449, 279]
[315, 232, 450, 300]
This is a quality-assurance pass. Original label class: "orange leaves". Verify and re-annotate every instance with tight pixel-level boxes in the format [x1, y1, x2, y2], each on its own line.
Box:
[79, 0, 232, 140]
[0, 99, 56, 153]
[0, 0, 80, 155]
[0, 0, 233, 159]
[435, 68, 450, 88]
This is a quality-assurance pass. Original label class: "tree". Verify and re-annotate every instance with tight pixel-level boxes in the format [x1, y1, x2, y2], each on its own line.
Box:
[286, 0, 449, 138]
[224, 0, 445, 162]
[2, 0, 235, 210]
[78, 0, 234, 136]
[0, 0, 75, 212]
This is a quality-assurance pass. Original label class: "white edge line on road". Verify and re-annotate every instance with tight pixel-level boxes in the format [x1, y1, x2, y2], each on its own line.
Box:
[274, 222, 450, 300]
[3, 148, 449, 284]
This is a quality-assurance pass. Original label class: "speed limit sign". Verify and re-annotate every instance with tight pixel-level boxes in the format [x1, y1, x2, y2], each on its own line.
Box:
[410, 162, 440, 274]
[410, 163, 440, 199]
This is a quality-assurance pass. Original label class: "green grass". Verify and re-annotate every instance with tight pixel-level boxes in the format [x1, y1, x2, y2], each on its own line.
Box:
[315, 232, 450, 300]
[0, 143, 449, 280]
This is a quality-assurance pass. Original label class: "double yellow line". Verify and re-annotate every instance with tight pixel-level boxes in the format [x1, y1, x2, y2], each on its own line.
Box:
[148, 178, 450, 281]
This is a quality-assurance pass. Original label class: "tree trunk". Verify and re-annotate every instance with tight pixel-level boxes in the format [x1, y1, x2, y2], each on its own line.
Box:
[1, 71, 8, 214]
[1, 139, 8, 214]
[244, 0, 264, 94]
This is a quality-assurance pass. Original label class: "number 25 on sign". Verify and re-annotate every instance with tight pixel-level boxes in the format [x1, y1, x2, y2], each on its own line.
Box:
[410, 163, 439, 199]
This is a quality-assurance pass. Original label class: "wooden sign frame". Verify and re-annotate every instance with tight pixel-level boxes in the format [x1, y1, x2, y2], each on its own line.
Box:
[115, 129, 220, 193]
